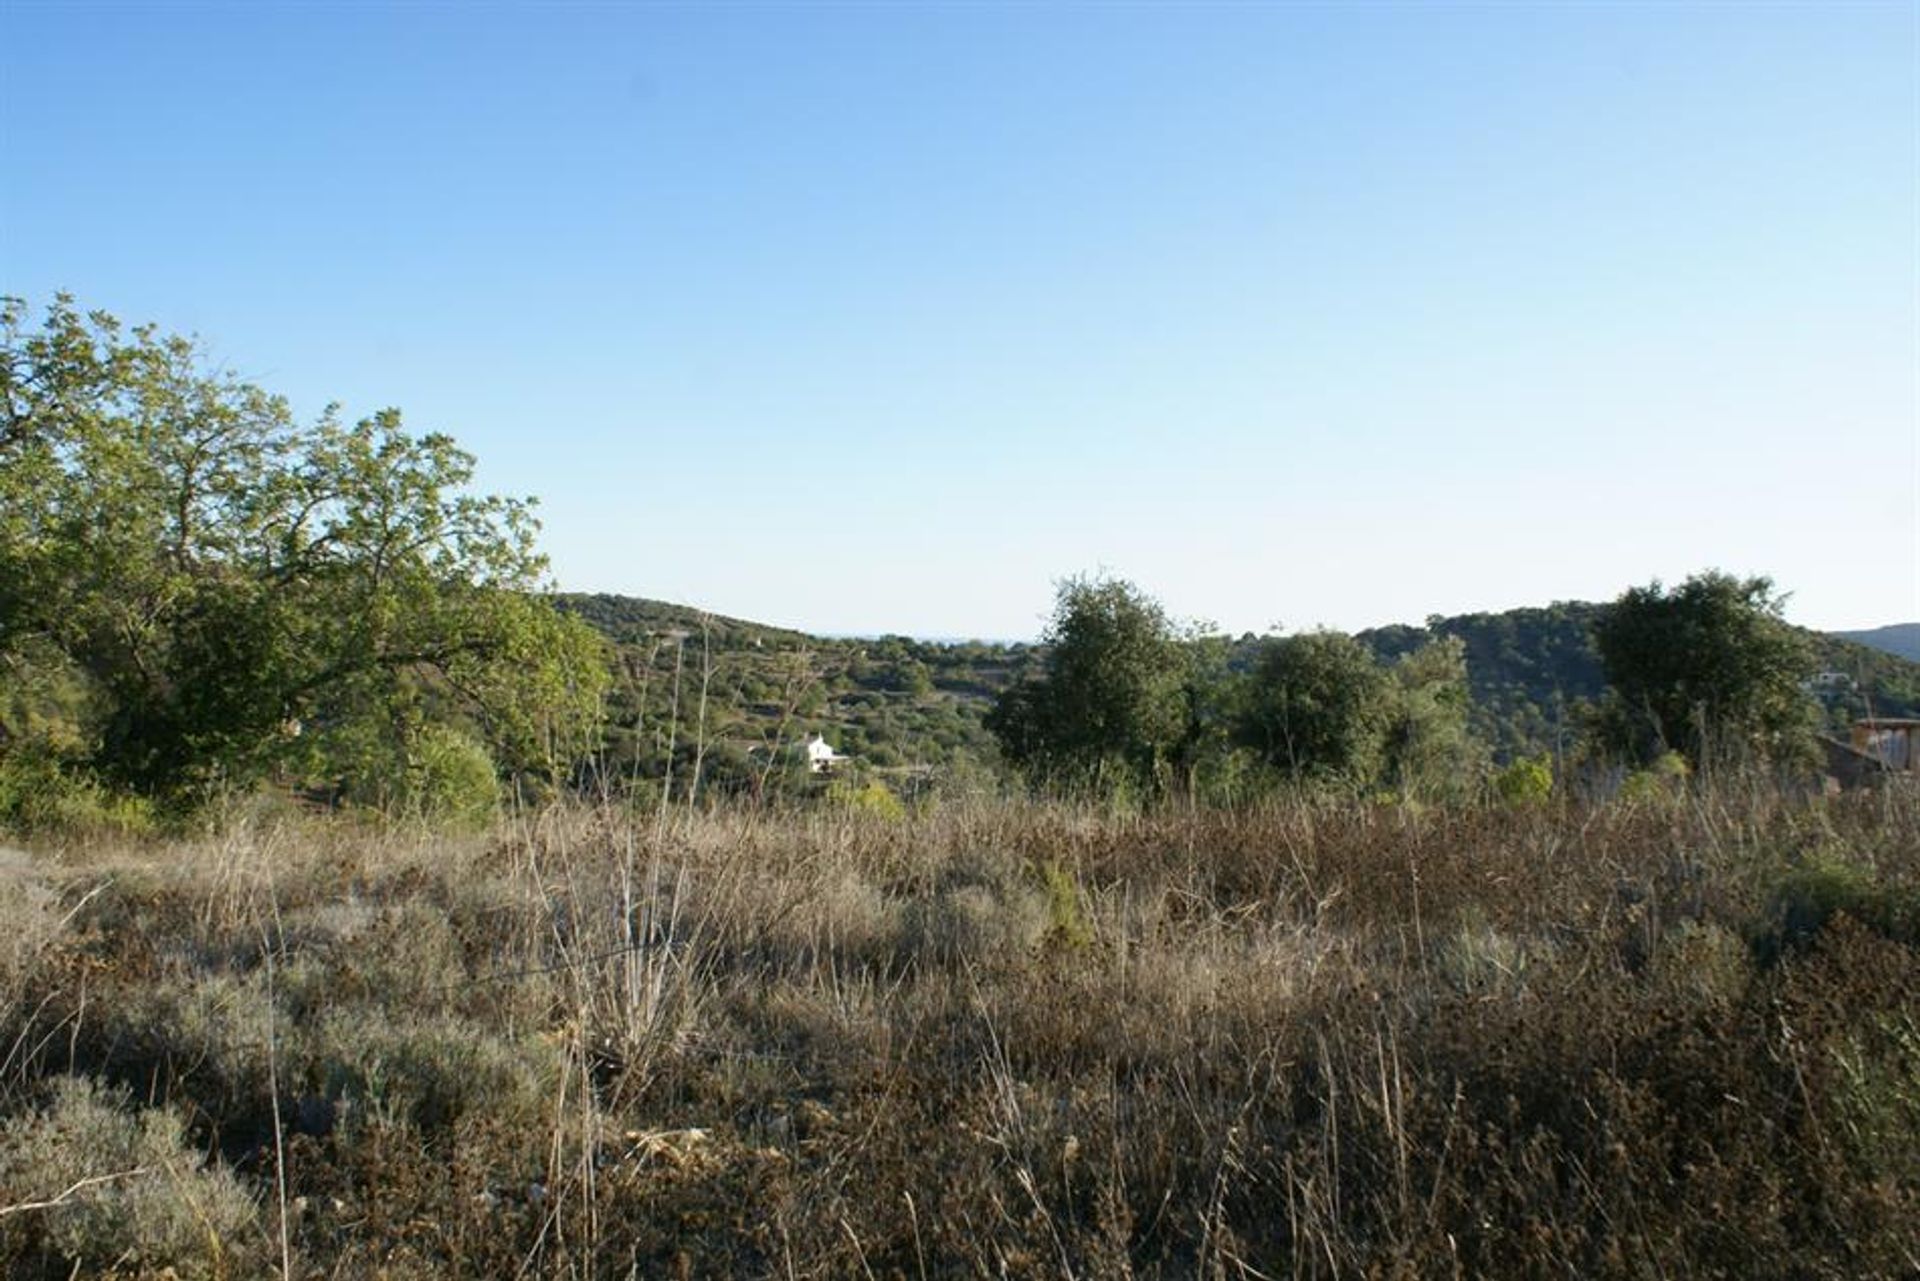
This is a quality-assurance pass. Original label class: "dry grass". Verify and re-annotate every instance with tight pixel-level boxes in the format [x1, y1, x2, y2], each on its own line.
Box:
[1, 783, 1917, 1278]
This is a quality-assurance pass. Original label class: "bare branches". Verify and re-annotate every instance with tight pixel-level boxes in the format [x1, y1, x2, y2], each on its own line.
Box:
[0, 1167, 152, 1219]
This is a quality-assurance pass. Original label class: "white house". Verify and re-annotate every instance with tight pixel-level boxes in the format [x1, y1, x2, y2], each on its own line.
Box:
[804, 733, 849, 773]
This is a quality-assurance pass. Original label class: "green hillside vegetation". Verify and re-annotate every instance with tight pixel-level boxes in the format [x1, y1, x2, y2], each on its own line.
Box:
[1809, 632, 1920, 722]
[1356, 603, 1609, 760]
[6, 294, 1918, 825]
[555, 590, 1920, 798]
[556, 594, 1023, 799]
[7, 298, 1920, 1280]
[1359, 604, 1920, 762]
[1838, 622, 1920, 663]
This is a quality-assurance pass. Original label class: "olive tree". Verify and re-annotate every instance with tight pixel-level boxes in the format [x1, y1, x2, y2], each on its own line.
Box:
[1380, 635, 1484, 800]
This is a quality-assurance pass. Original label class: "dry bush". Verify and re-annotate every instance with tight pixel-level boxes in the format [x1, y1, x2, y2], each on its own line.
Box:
[0, 1075, 265, 1279]
[0, 785, 1915, 1277]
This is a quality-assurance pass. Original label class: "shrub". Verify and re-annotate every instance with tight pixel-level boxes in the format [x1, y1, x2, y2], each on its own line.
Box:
[1492, 754, 1554, 806]
[404, 725, 501, 829]
[1619, 749, 1690, 805]
[0, 1076, 264, 1279]
[307, 1008, 561, 1136]
[899, 850, 1047, 967]
[326, 723, 499, 829]
[0, 744, 155, 837]
[835, 779, 906, 823]
[1237, 630, 1393, 784]
[1039, 860, 1095, 949]
[6, 779, 1917, 1277]
[1756, 854, 1920, 962]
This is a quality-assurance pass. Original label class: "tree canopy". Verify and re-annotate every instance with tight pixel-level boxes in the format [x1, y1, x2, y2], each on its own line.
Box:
[986, 576, 1189, 791]
[1235, 630, 1394, 784]
[1591, 571, 1813, 768]
[0, 294, 607, 813]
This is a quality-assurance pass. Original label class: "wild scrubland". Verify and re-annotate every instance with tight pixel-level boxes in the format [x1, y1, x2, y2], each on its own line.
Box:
[6, 296, 1919, 1278]
[3, 782, 1916, 1279]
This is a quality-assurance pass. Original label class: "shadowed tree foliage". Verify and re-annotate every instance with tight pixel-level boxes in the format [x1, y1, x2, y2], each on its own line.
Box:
[0, 294, 608, 810]
[1591, 571, 1814, 769]
[1235, 630, 1395, 784]
[987, 576, 1188, 792]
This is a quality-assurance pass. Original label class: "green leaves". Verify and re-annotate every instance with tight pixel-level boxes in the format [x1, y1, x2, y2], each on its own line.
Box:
[987, 575, 1190, 792]
[992, 579, 1491, 801]
[0, 295, 607, 811]
[1592, 571, 1814, 768]
[1237, 630, 1393, 784]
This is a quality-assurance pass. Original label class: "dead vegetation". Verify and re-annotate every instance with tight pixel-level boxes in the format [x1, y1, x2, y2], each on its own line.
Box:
[1, 783, 1916, 1278]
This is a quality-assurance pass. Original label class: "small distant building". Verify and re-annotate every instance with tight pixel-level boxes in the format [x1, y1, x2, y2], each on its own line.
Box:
[1851, 718, 1919, 773]
[1805, 671, 1856, 694]
[804, 733, 849, 773]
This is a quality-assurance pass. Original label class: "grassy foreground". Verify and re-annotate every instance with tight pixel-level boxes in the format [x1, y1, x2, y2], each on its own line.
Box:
[2, 785, 1917, 1278]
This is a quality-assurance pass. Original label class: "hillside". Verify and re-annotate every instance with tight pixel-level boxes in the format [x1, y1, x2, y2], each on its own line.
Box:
[554, 594, 1024, 795]
[1359, 606, 1920, 760]
[558, 593, 1920, 781]
[1809, 630, 1920, 724]
[1837, 622, 1920, 663]
[1356, 603, 1609, 759]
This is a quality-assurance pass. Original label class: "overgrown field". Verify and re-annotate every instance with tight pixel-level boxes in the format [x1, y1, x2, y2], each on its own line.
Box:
[3, 785, 1917, 1278]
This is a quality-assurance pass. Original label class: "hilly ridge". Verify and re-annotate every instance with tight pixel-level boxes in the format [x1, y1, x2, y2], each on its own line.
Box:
[556, 593, 1920, 783]
[1836, 622, 1920, 663]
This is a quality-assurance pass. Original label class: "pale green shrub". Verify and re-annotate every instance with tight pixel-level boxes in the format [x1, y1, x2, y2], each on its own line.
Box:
[1619, 750, 1691, 805]
[899, 850, 1047, 967]
[306, 1007, 562, 1135]
[403, 725, 500, 830]
[843, 779, 907, 823]
[0, 1076, 263, 1279]
[0, 744, 155, 838]
[1040, 859, 1095, 949]
[1492, 755, 1554, 806]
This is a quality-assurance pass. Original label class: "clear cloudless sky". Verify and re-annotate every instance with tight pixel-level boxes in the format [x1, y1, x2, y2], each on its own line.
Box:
[3, 1, 1914, 639]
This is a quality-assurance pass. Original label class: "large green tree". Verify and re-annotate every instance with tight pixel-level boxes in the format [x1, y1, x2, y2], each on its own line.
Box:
[1591, 571, 1813, 768]
[987, 576, 1189, 791]
[1235, 630, 1395, 784]
[0, 294, 608, 806]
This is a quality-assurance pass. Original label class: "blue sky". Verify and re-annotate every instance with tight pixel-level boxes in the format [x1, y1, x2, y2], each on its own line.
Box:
[3, 2, 1914, 639]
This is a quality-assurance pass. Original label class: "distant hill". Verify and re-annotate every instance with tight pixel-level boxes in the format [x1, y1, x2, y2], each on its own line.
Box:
[556, 593, 1920, 781]
[1835, 623, 1920, 663]
[1808, 628, 1920, 726]
[1357, 606, 1920, 760]
[553, 593, 1024, 795]
[557, 592, 814, 650]
[1357, 603, 1608, 760]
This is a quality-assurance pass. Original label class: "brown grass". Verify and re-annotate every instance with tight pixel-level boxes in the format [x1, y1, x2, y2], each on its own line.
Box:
[1, 783, 1917, 1278]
